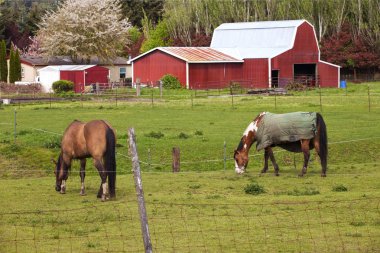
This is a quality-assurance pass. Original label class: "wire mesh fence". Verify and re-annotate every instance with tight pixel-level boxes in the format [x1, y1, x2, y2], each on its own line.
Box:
[0, 87, 380, 252]
[1, 194, 379, 252]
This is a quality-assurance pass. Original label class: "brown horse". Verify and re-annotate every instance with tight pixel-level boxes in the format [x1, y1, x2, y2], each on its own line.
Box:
[234, 112, 327, 177]
[53, 120, 116, 201]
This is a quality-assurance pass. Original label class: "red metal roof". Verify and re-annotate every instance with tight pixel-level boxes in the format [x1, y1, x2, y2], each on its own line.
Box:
[132, 47, 243, 63]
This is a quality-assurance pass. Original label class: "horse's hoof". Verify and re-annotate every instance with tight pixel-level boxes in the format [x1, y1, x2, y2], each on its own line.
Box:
[101, 195, 106, 202]
[80, 191, 86, 196]
[298, 174, 304, 177]
[60, 187, 66, 194]
[275, 173, 280, 176]
[321, 174, 326, 177]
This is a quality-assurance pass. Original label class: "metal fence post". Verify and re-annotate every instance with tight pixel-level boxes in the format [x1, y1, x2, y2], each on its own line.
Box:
[368, 85, 371, 112]
[223, 141, 226, 171]
[319, 87, 322, 112]
[151, 90, 153, 107]
[14, 109, 17, 143]
[128, 128, 153, 253]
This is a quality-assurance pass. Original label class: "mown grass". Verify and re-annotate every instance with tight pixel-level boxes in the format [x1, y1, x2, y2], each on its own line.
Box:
[0, 82, 379, 252]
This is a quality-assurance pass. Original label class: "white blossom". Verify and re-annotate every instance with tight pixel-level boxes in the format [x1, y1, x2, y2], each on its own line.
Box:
[38, 0, 131, 63]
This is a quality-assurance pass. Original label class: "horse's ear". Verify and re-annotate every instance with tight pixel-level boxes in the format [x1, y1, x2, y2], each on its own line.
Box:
[51, 158, 57, 165]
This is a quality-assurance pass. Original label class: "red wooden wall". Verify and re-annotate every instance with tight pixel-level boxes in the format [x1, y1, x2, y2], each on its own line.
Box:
[189, 63, 242, 89]
[318, 62, 340, 87]
[133, 51, 187, 86]
[272, 22, 319, 82]
[85, 66, 109, 84]
[60, 66, 109, 93]
[60, 71, 84, 93]
[241, 59, 269, 88]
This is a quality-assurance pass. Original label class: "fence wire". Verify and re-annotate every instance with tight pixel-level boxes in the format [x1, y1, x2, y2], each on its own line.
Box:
[1, 197, 379, 252]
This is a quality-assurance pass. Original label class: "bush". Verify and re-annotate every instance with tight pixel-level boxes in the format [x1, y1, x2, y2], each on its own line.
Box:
[332, 184, 348, 192]
[161, 74, 182, 89]
[43, 136, 61, 149]
[52, 80, 74, 93]
[178, 132, 189, 139]
[244, 182, 266, 195]
[285, 82, 305, 91]
[145, 131, 164, 139]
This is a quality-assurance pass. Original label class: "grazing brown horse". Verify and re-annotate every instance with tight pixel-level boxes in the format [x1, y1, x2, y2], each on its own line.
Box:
[53, 120, 116, 201]
[234, 112, 327, 177]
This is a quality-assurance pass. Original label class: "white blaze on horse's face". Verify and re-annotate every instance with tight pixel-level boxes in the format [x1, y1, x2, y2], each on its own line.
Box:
[235, 160, 245, 174]
[234, 150, 249, 174]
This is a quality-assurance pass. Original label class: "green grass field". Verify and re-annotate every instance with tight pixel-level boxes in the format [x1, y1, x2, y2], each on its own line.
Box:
[0, 82, 379, 252]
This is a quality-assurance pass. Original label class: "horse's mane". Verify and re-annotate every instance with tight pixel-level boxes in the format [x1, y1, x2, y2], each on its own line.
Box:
[236, 138, 245, 151]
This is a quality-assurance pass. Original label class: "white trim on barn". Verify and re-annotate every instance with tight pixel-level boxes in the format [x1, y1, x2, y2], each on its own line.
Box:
[319, 60, 341, 68]
[186, 62, 189, 89]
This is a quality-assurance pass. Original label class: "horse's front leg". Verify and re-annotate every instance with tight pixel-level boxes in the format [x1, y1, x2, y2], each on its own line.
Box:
[79, 159, 86, 196]
[268, 147, 280, 176]
[94, 159, 108, 201]
[299, 140, 310, 177]
[261, 148, 270, 174]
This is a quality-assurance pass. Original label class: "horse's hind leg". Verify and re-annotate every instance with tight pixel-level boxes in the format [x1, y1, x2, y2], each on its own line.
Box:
[299, 140, 310, 177]
[314, 140, 327, 177]
[94, 159, 108, 201]
[79, 159, 86, 196]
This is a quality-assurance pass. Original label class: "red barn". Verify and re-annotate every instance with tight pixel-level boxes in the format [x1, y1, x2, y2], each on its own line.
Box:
[59, 65, 109, 93]
[131, 20, 340, 89]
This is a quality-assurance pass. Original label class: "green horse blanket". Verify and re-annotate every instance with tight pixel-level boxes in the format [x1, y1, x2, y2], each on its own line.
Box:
[255, 112, 317, 151]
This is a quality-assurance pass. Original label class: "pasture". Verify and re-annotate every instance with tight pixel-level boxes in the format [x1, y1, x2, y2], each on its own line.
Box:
[0, 83, 380, 252]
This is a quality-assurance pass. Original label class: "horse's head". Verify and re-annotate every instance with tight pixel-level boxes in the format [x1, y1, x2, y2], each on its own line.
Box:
[234, 146, 249, 174]
[52, 154, 68, 193]
[234, 112, 266, 174]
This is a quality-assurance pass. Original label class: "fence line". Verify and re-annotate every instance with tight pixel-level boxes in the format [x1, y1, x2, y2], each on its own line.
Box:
[0, 116, 379, 172]
[1, 196, 378, 252]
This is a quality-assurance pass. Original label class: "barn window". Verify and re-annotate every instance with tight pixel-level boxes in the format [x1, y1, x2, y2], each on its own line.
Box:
[119, 67, 126, 79]
[21, 67, 25, 78]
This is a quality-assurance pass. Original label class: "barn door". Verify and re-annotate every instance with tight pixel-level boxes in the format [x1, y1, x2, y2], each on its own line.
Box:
[293, 64, 316, 87]
[271, 70, 279, 88]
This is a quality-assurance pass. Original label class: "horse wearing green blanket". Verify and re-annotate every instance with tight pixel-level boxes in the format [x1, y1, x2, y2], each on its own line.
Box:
[234, 112, 328, 177]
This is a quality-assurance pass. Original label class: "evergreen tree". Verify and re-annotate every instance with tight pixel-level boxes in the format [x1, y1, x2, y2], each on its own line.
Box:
[14, 49, 21, 81]
[0, 40, 8, 82]
[9, 47, 15, 83]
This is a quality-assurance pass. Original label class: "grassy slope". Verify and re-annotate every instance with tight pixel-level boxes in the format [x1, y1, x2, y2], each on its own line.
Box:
[0, 82, 379, 252]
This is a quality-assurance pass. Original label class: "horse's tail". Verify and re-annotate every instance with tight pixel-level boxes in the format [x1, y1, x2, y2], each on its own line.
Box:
[105, 126, 116, 198]
[316, 113, 328, 175]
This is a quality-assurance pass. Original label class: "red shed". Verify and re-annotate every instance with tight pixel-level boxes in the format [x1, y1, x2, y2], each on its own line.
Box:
[131, 20, 340, 89]
[132, 47, 243, 89]
[59, 65, 109, 93]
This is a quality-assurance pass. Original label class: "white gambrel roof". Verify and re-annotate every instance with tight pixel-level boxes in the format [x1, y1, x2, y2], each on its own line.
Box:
[211, 20, 308, 59]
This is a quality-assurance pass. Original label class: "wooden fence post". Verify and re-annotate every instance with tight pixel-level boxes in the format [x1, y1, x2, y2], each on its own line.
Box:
[172, 147, 180, 172]
[128, 128, 153, 253]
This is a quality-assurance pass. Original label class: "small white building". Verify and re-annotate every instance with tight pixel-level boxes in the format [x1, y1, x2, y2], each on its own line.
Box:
[19, 56, 131, 91]
[37, 66, 60, 92]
